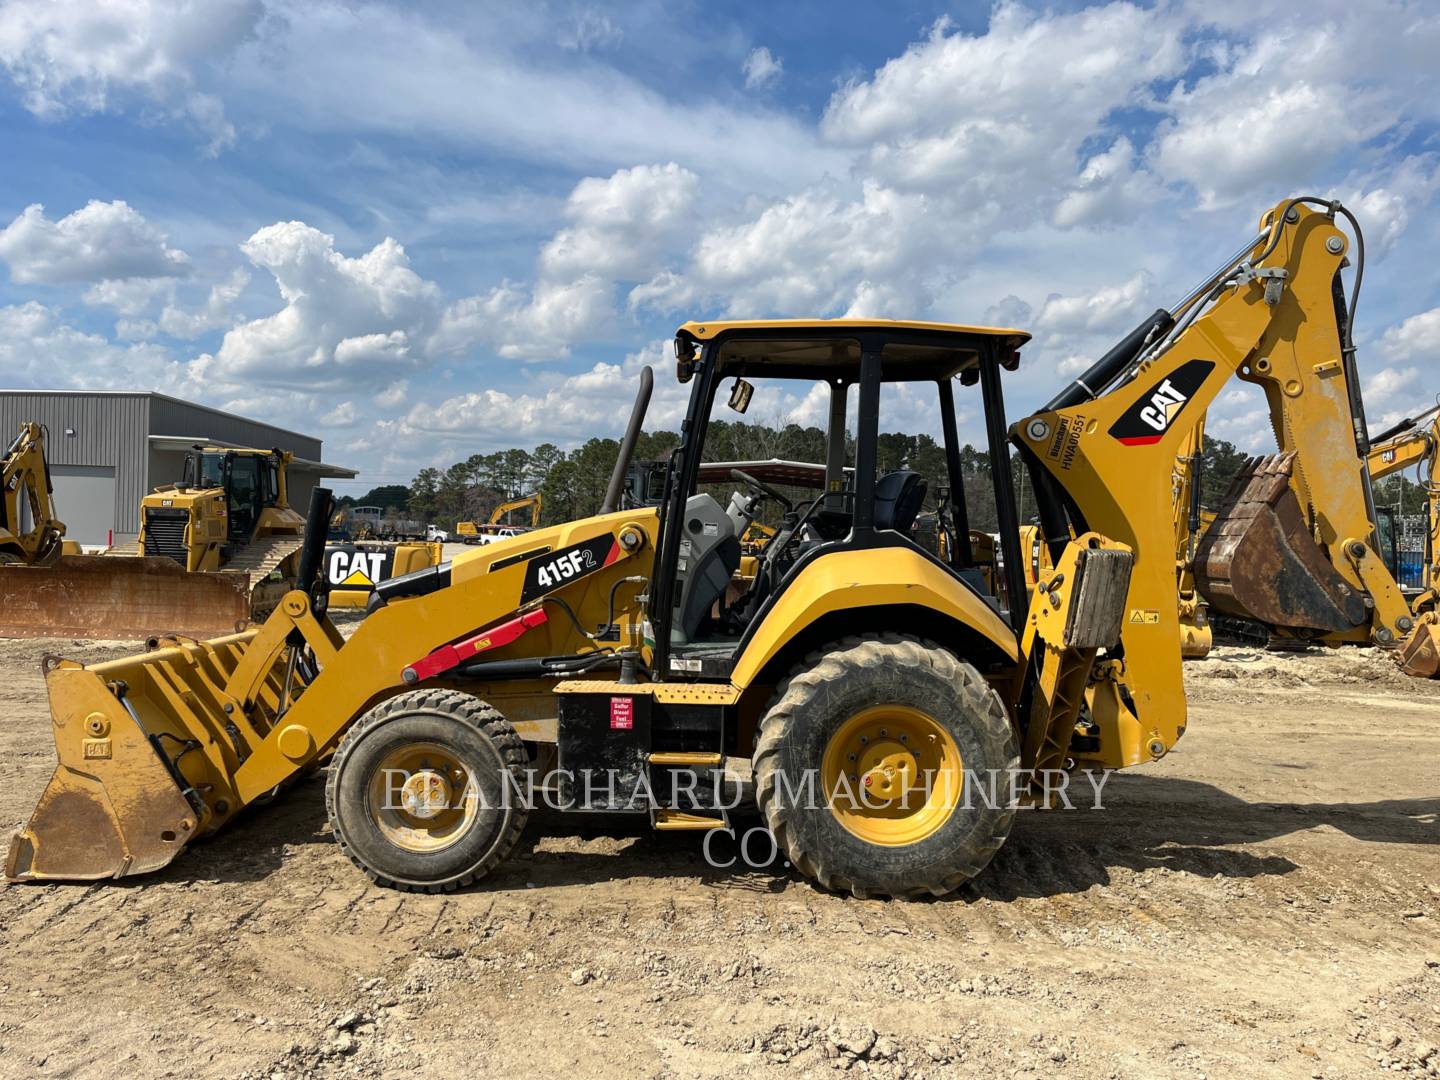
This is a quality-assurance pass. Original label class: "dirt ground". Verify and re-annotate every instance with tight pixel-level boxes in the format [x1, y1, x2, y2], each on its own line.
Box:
[0, 636, 1437, 1080]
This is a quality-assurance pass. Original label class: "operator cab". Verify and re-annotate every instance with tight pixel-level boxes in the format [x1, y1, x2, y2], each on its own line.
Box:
[180, 448, 284, 540]
[651, 320, 1029, 678]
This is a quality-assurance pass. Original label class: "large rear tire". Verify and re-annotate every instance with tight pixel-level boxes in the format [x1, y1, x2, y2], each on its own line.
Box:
[754, 634, 1018, 899]
[326, 688, 529, 892]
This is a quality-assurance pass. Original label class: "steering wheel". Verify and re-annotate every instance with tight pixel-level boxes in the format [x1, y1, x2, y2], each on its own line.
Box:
[730, 469, 794, 514]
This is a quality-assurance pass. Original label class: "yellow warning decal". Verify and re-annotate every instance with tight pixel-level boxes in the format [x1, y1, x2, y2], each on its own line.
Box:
[1128, 609, 1161, 625]
[340, 569, 375, 588]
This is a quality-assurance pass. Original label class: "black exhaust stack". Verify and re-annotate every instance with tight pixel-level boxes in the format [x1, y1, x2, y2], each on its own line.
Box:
[298, 486, 336, 612]
[601, 366, 654, 514]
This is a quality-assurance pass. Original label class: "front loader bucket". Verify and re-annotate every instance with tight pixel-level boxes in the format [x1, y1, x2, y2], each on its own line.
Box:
[0, 555, 251, 639]
[7, 625, 303, 882]
[1193, 453, 1367, 634]
[7, 657, 201, 879]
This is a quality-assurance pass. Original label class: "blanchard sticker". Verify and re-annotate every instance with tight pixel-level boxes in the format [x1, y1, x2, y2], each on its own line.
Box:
[519, 534, 618, 603]
[1109, 359, 1214, 446]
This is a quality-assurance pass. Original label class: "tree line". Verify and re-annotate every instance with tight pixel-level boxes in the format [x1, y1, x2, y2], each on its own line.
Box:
[338, 421, 1260, 534]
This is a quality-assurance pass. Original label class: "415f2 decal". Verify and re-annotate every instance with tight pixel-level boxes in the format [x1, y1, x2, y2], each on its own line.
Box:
[519, 534, 619, 603]
[1108, 358, 1214, 446]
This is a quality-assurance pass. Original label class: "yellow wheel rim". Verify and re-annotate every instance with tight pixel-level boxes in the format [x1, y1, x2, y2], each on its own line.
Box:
[366, 741, 478, 853]
[820, 705, 962, 847]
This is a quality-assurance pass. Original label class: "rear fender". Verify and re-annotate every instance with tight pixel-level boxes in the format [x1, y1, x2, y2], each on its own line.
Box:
[729, 546, 1019, 692]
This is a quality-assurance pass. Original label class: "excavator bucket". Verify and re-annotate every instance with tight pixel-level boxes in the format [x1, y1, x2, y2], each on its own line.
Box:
[1398, 613, 1440, 678]
[1193, 453, 1368, 634]
[0, 554, 251, 639]
[6, 627, 297, 881]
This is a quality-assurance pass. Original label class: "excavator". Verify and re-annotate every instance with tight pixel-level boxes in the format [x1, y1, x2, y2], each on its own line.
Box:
[457, 493, 543, 544]
[11, 196, 1435, 899]
[0, 446, 308, 639]
[0, 422, 71, 567]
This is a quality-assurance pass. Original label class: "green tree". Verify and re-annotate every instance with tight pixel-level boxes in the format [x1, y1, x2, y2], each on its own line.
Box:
[408, 468, 441, 521]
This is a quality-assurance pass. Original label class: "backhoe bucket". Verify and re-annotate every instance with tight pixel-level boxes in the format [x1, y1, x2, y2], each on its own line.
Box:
[0, 554, 251, 639]
[6, 627, 296, 882]
[1193, 453, 1367, 634]
[1398, 613, 1440, 678]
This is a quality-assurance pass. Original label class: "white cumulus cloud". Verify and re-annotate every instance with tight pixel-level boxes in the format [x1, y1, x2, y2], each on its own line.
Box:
[0, 200, 190, 284]
[0, 0, 261, 154]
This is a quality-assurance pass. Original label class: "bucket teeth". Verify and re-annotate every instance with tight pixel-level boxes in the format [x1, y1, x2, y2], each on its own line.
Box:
[1193, 452, 1367, 633]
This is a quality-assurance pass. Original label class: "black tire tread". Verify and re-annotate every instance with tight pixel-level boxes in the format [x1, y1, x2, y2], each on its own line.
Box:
[753, 632, 1017, 899]
[325, 687, 529, 893]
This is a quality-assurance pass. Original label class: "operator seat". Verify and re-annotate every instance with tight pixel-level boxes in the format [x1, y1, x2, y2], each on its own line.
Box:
[670, 494, 741, 645]
[873, 470, 927, 533]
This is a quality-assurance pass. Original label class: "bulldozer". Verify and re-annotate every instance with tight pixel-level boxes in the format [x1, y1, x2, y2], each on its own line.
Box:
[137, 445, 307, 619]
[9, 196, 1427, 898]
[0, 445, 310, 639]
[0, 421, 71, 567]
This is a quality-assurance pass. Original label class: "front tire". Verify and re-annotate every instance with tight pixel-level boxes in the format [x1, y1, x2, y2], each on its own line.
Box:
[754, 634, 1018, 899]
[326, 688, 529, 892]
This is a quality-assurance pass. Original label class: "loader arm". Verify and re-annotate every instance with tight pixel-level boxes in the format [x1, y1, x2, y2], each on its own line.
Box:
[1014, 200, 1386, 766]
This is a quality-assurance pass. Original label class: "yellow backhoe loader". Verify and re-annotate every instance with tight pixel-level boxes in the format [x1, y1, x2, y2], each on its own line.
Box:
[11, 197, 1429, 898]
[1365, 403, 1440, 672]
[1367, 403, 1439, 595]
[0, 422, 70, 567]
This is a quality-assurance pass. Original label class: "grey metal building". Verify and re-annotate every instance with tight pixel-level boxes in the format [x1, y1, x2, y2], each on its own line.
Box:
[0, 390, 355, 547]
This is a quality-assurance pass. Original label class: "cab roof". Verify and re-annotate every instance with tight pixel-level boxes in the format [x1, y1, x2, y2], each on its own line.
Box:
[675, 319, 1030, 382]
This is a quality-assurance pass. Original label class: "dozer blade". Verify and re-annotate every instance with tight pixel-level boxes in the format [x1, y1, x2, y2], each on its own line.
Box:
[6, 658, 200, 880]
[0, 554, 251, 639]
[1193, 453, 1367, 634]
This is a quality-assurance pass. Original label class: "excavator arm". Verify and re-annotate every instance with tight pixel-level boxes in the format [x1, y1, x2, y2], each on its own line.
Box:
[0, 421, 67, 566]
[1014, 199, 1418, 767]
[489, 493, 543, 528]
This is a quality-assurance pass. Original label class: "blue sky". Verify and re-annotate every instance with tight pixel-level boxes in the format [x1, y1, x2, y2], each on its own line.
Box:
[1, 0, 1437, 493]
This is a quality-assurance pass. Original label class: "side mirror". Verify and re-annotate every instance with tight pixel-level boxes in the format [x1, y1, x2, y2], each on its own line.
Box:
[675, 335, 697, 384]
[728, 377, 754, 414]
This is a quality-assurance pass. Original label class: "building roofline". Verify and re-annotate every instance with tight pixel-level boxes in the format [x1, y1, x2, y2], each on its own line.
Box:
[0, 388, 318, 445]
